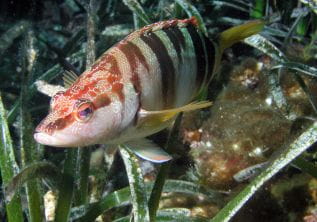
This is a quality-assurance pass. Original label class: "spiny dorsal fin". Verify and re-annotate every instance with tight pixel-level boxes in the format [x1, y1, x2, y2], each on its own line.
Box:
[63, 70, 78, 88]
[35, 80, 66, 97]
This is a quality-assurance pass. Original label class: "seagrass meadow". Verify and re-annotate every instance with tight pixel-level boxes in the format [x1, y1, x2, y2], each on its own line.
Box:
[1, 0, 317, 221]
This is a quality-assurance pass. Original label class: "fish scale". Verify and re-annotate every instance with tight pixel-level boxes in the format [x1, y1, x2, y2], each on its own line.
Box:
[34, 17, 264, 162]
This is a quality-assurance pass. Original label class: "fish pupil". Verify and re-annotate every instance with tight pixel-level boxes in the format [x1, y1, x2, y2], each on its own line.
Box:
[79, 107, 92, 118]
[74, 100, 94, 122]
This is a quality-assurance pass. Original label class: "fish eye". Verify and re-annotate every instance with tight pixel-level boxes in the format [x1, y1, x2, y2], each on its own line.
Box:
[50, 91, 64, 109]
[74, 100, 94, 122]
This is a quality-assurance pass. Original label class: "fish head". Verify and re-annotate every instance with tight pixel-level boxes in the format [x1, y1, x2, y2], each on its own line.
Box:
[34, 72, 126, 147]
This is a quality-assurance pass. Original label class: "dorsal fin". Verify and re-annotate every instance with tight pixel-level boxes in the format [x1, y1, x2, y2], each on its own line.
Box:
[124, 17, 199, 43]
[63, 70, 79, 88]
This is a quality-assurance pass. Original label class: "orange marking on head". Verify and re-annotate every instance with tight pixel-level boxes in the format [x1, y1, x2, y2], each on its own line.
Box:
[94, 94, 111, 108]
[89, 53, 121, 79]
[36, 113, 75, 135]
[88, 91, 97, 97]
[63, 76, 105, 101]
[60, 107, 69, 114]
[112, 82, 124, 102]
[107, 74, 121, 84]
[53, 118, 67, 130]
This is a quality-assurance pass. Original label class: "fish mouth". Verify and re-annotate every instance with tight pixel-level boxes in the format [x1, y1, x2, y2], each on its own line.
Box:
[34, 132, 70, 147]
[34, 131, 94, 147]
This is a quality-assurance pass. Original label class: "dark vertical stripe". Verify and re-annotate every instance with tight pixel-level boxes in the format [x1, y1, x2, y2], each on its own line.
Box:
[106, 54, 122, 76]
[140, 32, 175, 107]
[118, 41, 149, 93]
[162, 28, 183, 63]
[171, 27, 186, 50]
[186, 25, 207, 88]
[119, 42, 150, 73]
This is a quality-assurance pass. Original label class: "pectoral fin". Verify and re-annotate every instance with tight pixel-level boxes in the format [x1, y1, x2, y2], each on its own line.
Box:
[125, 139, 172, 163]
[137, 100, 212, 129]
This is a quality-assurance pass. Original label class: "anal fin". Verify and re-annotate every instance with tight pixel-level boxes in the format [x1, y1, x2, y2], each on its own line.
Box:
[124, 138, 172, 163]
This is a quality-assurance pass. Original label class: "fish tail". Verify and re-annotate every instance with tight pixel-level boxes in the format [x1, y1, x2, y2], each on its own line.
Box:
[202, 19, 265, 89]
[218, 19, 265, 53]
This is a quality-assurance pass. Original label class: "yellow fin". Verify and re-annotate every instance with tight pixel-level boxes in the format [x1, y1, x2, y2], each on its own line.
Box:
[137, 100, 212, 129]
[63, 70, 78, 88]
[219, 20, 265, 52]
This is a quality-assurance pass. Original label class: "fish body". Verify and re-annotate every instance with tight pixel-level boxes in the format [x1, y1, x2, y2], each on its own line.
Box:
[34, 17, 264, 162]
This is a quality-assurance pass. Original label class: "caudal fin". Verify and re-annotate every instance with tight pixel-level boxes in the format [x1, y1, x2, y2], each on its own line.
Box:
[204, 20, 265, 89]
[219, 20, 265, 52]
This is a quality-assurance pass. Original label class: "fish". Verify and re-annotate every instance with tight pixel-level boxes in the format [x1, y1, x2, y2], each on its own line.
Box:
[34, 17, 264, 163]
[233, 161, 268, 182]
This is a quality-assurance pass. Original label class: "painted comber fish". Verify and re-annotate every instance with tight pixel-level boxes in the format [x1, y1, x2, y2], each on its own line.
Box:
[34, 17, 264, 162]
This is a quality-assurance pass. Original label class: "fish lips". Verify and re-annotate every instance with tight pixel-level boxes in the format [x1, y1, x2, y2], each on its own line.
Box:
[33, 132, 69, 147]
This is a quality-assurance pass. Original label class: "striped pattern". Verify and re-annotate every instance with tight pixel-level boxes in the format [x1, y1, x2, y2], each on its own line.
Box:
[109, 17, 217, 110]
[36, 18, 217, 135]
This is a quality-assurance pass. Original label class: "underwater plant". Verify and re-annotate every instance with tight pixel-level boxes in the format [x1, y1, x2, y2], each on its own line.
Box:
[1, 0, 317, 222]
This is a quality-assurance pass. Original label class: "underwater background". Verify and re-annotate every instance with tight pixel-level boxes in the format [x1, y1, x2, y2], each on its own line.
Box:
[1, 0, 317, 221]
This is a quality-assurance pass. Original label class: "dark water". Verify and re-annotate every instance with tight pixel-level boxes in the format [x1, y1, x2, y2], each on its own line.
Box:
[0, 0, 316, 221]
